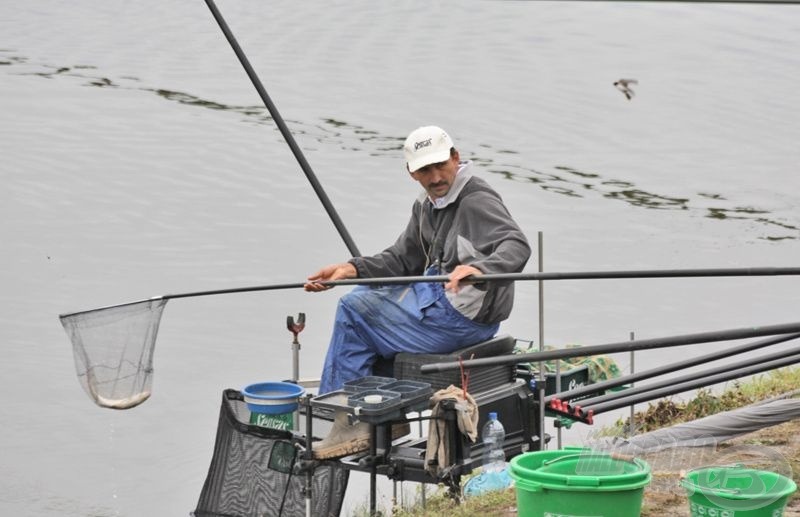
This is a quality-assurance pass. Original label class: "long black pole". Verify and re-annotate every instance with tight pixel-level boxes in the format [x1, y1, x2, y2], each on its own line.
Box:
[59, 266, 800, 318]
[581, 351, 800, 417]
[545, 332, 800, 403]
[421, 322, 800, 374]
[569, 344, 800, 410]
[165, 266, 800, 299]
[455, 267, 800, 282]
[204, 0, 361, 258]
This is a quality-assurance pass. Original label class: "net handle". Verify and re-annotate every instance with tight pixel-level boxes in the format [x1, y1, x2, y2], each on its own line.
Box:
[58, 266, 800, 319]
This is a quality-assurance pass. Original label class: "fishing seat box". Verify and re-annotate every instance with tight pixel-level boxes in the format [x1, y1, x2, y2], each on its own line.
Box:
[375, 334, 517, 393]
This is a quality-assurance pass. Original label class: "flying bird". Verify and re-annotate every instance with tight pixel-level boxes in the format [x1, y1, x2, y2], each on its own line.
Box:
[614, 79, 638, 100]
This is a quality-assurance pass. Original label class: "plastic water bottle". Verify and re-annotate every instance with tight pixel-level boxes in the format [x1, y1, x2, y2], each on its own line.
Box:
[482, 412, 507, 473]
[464, 412, 513, 496]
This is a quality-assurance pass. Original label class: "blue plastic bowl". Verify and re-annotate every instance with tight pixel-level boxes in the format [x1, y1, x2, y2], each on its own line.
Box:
[241, 381, 305, 415]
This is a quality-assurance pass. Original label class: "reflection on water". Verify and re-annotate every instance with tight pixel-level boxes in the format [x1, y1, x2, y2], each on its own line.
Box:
[5, 44, 800, 244]
[153, 88, 263, 115]
[4, 47, 796, 242]
[320, 119, 403, 154]
[487, 163, 798, 241]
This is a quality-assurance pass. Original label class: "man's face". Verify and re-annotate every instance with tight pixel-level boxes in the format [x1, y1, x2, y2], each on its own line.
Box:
[409, 151, 460, 199]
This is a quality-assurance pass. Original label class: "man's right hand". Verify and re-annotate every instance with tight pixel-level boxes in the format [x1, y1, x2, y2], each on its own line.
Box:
[304, 262, 358, 292]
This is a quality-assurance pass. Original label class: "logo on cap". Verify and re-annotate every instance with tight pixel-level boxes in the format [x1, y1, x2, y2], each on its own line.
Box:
[414, 139, 432, 151]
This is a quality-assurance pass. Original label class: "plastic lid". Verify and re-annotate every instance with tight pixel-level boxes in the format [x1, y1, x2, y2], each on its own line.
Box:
[489, 412, 498, 420]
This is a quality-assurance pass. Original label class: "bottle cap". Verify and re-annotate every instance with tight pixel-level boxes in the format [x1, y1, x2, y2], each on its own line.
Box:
[489, 412, 497, 420]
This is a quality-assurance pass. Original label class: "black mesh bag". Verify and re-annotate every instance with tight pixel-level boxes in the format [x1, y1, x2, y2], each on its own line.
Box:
[193, 389, 348, 517]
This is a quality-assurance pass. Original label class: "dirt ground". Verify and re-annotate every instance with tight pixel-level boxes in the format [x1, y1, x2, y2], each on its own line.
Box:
[638, 418, 800, 516]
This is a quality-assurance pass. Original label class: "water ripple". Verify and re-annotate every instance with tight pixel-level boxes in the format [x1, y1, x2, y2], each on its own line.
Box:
[2, 48, 797, 241]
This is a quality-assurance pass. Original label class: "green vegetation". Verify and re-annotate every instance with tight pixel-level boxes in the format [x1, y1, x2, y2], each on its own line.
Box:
[604, 367, 800, 434]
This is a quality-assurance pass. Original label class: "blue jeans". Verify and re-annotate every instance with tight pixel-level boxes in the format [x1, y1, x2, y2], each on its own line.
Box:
[319, 269, 499, 393]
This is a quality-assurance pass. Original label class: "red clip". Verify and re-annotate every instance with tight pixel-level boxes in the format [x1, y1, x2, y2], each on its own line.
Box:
[459, 354, 473, 398]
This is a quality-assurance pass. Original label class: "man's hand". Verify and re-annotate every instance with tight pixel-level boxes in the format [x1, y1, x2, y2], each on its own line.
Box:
[445, 264, 482, 293]
[305, 262, 358, 292]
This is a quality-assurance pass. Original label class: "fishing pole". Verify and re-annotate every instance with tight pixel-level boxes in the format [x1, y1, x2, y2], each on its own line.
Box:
[60, 265, 800, 410]
[544, 332, 800, 403]
[577, 350, 800, 420]
[421, 319, 800, 374]
[565, 344, 800, 411]
[204, 0, 361, 257]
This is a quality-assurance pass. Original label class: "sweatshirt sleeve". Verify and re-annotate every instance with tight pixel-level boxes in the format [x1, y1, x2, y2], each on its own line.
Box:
[450, 190, 531, 275]
[348, 200, 428, 278]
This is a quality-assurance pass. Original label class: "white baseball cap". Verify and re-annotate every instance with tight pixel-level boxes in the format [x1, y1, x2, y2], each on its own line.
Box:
[403, 126, 454, 173]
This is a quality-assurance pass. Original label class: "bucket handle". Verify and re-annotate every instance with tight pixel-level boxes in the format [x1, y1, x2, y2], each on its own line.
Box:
[679, 463, 745, 481]
[680, 464, 746, 495]
[680, 479, 741, 495]
[542, 452, 640, 468]
[542, 453, 582, 467]
[681, 463, 744, 475]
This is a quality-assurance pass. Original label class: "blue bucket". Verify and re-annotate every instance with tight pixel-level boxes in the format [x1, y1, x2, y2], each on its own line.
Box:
[242, 381, 305, 415]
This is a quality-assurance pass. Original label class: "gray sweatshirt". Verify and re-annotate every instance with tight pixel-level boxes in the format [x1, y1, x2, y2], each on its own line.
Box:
[349, 161, 531, 324]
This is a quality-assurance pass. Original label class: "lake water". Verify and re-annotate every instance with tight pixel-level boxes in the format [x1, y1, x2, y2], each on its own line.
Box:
[2, 1, 799, 515]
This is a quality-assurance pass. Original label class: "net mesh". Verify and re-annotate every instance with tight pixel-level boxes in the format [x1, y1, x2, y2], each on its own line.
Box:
[59, 298, 167, 409]
[194, 389, 349, 517]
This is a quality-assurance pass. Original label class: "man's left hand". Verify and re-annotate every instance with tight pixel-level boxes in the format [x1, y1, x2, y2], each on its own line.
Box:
[445, 265, 482, 293]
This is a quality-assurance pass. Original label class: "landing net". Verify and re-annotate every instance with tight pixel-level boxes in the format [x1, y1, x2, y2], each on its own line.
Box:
[59, 298, 167, 409]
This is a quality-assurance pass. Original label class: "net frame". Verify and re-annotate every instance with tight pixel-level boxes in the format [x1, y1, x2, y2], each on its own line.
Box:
[60, 298, 167, 409]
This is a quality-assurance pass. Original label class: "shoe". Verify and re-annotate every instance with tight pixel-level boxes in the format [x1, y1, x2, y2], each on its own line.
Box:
[312, 413, 412, 460]
[313, 412, 371, 459]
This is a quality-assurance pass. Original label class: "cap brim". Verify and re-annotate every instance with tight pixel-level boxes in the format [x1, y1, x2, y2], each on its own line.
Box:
[408, 148, 452, 173]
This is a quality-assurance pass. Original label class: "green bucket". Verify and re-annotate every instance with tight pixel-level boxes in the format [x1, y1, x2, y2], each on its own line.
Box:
[509, 449, 652, 517]
[681, 465, 797, 517]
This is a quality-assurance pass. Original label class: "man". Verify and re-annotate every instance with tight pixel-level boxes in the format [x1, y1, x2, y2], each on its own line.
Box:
[305, 126, 530, 458]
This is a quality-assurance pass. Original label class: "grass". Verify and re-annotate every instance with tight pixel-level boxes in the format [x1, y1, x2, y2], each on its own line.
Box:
[391, 487, 516, 517]
[371, 367, 800, 517]
[601, 367, 800, 435]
